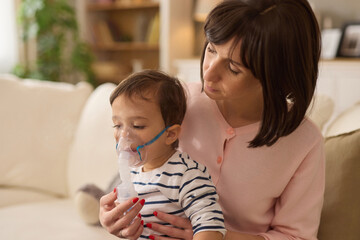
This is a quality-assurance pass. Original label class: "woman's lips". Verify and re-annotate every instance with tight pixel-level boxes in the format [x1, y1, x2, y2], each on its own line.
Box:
[205, 83, 217, 93]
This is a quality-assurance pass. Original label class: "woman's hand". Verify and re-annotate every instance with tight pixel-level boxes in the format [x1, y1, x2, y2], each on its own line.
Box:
[149, 211, 193, 240]
[99, 189, 145, 239]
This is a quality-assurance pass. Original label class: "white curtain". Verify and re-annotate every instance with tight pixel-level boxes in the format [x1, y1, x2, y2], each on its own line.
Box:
[0, 0, 18, 73]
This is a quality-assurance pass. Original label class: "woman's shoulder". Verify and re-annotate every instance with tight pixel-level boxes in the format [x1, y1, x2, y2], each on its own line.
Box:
[181, 82, 219, 126]
[183, 82, 203, 99]
[182, 82, 214, 111]
[299, 117, 323, 139]
[283, 117, 324, 150]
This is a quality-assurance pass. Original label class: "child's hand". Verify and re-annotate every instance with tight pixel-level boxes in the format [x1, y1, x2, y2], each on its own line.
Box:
[99, 188, 145, 239]
[148, 210, 193, 240]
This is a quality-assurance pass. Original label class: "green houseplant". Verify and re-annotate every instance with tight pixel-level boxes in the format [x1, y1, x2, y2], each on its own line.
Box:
[13, 0, 95, 86]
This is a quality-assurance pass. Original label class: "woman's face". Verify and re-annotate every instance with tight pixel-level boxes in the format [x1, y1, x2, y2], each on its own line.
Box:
[202, 39, 263, 102]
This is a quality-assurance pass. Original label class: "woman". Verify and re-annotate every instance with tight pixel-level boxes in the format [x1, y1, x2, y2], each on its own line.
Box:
[99, 0, 324, 239]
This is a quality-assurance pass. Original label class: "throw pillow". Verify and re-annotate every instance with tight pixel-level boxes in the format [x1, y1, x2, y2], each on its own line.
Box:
[326, 101, 360, 137]
[67, 83, 118, 197]
[307, 94, 334, 132]
[0, 75, 93, 196]
[317, 129, 360, 240]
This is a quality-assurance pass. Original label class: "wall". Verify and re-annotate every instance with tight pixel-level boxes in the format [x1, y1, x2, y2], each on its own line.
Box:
[310, 0, 360, 28]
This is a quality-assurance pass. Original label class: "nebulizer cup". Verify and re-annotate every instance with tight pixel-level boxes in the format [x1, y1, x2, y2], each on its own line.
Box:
[115, 129, 147, 203]
[115, 126, 169, 202]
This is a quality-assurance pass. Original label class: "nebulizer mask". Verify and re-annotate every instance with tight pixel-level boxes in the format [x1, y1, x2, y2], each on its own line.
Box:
[115, 126, 169, 202]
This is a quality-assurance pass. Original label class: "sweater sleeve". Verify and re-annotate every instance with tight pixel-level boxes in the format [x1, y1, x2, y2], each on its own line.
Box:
[258, 137, 325, 240]
[177, 157, 226, 237]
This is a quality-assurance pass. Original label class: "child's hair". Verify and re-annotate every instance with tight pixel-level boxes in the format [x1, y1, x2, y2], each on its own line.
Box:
[201, 0, 321, 147]
[110, 70, 187, 148]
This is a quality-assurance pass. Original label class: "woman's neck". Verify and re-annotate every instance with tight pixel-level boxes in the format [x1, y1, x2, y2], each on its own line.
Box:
[216, 97, 263, 128]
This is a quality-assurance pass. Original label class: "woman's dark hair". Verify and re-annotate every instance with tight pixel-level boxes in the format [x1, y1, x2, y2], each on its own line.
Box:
[110, 70, 187, 148]
[201, 0, 321, 147]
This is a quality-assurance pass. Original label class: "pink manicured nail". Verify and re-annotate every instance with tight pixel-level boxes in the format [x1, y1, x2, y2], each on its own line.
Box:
[153, 211, 158, 216]
[138, 213, 141, 218]
[113, 188, 116, 193]
[141, 220, 144, 225]
[132, 197, 139, 203]
[139, 199, 145, 206]
[149, 235, 155, 240]
[146, 223, 152, 228]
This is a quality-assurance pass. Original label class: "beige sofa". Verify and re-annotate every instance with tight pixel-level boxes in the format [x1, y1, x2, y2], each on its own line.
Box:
[0, 74, 359, 240]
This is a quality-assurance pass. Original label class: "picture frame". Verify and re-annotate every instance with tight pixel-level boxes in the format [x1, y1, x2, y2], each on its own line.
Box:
[321, 28, 342, 59]
[337, 22, 360, 58]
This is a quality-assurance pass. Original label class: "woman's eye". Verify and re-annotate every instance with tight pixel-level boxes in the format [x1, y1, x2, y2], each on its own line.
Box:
[207, 46, 216, 54]
[229, 67, 240, 75]
[228, 65, 241, 75]
[112, 124, 121, 129]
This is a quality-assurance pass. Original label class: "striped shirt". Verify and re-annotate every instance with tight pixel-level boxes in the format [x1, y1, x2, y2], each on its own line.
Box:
[131, 151, 226, 239]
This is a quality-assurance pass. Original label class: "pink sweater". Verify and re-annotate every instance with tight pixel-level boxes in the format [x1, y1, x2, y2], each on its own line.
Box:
[178, 83, 325, 240]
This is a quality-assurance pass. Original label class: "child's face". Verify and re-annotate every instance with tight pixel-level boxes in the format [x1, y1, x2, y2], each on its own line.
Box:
[111, 92, 171, 169]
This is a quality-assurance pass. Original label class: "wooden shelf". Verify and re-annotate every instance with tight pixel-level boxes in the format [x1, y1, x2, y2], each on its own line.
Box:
[320, 57, 360, 62]
[86, 1, 161, 84]
[83, 0, 195, 84]
[92, 61, 132, 84]
[87, 1, 159, 11]
[91, 42, 159, 51]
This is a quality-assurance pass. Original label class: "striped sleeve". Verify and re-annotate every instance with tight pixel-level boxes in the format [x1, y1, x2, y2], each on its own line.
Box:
[177, 153, 226, 236]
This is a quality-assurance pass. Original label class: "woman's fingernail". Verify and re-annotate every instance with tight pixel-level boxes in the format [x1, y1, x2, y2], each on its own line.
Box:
[146, 223, 152, 228]
[141, 220, 144, 225]
[149, 235, 155, 240]
[138, 213, 141, 218]
[113, 188, 116, 193]
[139, 199, 145, 206]
[153, 211, 158, 216]
[132, 197, 139, 203]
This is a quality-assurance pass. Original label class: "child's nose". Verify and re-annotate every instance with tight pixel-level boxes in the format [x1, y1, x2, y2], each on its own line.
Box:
[120, 130, 129, 138]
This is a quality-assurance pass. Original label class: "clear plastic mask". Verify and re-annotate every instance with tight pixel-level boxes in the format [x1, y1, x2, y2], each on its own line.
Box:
[115, 126, 169, 167]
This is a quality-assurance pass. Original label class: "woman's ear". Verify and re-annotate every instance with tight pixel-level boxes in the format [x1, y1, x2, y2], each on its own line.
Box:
[165, 124, 181, 145]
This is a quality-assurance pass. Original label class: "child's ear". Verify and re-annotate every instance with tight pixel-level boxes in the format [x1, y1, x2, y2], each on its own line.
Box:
[165, 124, 181, 145]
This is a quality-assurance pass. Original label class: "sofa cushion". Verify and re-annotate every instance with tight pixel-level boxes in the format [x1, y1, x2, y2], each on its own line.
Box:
[0, 187, 57, 208]
[0, 199, 122, 240]
[307, 94, 334, 132]
[0, 75, 93, 197]
[317, 103, 360, 239]
[325, 101, 360, 137]
[68, 83, 118, 196]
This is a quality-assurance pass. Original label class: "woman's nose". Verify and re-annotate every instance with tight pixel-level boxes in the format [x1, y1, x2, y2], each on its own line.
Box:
[203, 59, 221, 83]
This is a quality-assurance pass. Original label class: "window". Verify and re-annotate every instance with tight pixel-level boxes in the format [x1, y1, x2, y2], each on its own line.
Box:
[0, 0, 18, 73]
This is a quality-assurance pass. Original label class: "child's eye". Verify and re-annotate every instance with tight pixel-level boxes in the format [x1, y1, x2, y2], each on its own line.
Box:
[133, 125, 145, 129]
[112, 124, 121, 129]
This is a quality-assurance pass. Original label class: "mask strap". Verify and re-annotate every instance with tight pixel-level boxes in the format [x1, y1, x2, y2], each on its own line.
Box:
[136, 126, 170, 161]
